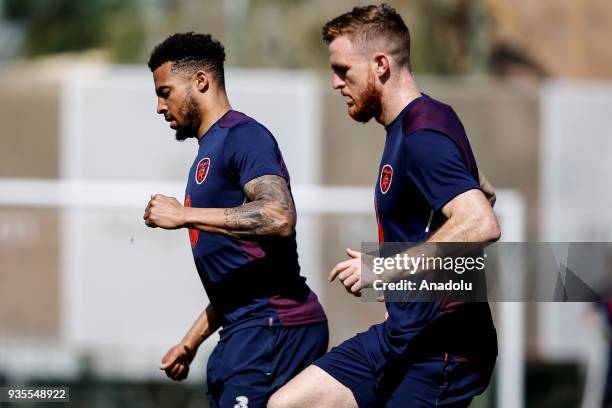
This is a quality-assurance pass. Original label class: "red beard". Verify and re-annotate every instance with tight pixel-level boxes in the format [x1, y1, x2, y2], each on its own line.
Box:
[349, 72, 382, 123]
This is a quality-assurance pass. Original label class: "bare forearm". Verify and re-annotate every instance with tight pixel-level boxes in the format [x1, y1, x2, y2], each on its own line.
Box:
[182, 200, 295, 239]
[427, 214, 497, 243]
[389, 217, 493, 278]
[379, 224, 492, 284]
[181, 175, 296, 239]
[181, 304, 220, 353]
[380, 191, 500, 283]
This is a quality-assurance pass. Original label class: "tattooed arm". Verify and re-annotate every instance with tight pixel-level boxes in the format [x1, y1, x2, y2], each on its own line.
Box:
[143, 175, 296, 239]
[221, 175, 296, 237]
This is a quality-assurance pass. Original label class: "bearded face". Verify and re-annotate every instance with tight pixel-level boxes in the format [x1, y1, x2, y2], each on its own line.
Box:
[173, 90, 201, 141]
[348, 71, 382, 124]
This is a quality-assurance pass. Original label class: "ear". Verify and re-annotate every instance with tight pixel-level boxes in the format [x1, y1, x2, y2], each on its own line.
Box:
[372, 53, 390, 78]
[193, 70, 209, 92]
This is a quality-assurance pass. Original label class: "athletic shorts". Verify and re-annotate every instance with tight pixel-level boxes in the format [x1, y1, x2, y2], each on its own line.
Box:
[313, 323, 495, 408]
[206, 321, 329, 408]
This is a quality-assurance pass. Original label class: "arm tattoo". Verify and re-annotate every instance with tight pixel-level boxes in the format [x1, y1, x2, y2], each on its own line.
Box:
[222, 175, 296, 238]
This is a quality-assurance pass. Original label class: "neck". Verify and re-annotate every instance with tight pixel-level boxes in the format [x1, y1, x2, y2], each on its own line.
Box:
[377, 72, 421, 127]
[196, 90, 232, 139]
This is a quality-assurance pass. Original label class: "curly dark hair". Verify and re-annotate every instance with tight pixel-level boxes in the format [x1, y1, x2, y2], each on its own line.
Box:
[148, 32, 226, 88]
[322, 4, 411, 70]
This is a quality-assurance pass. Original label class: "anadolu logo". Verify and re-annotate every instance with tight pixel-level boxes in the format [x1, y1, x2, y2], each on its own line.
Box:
[195, 157, 211, 185]
[379, 164, 393, 194]
[185, 195, 198, 248]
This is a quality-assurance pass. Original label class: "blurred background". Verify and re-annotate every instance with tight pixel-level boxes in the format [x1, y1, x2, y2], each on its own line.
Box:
[1, 0, 612, 407]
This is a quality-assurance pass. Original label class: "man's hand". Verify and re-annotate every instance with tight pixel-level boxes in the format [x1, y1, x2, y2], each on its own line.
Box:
[330, 248, 366, 297]
[159, 305, 217, 382]
[144, 194, 185, 229]
[160, 343, 194, 381]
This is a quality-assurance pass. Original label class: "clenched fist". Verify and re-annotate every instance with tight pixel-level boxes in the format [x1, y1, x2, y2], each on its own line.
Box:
[144, 194, 186, 229]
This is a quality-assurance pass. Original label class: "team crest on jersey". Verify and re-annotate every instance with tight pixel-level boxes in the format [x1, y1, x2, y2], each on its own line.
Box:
[195, 158, 211, 185]
[379, 164, 393, 194]
[185, 195, 199, 248]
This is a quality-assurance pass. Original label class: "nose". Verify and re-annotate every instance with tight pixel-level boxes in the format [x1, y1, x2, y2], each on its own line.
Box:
[156, 98, 167, 115]
[332, 73, 345, 90]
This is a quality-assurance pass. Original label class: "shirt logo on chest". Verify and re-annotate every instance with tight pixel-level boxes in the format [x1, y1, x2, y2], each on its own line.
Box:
[195, 157, 211, 185]
[379, 164, 393, 194]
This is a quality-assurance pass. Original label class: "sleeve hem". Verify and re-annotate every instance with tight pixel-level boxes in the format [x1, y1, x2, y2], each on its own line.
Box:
[240, 168, 285, 188]
[431, 186, 481, 212]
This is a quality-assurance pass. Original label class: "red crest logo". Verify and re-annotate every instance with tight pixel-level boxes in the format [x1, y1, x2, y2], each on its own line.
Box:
[195, 158, 210, 185]
[185, 195, 199, 248]
[379, 164, 393, 194]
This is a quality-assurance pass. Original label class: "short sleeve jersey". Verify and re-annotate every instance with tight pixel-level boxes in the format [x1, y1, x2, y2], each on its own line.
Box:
[374, 95, 497, 362]
[184, 110, 326, 334]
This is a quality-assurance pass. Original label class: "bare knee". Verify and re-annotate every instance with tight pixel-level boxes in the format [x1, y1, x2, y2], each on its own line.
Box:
[267, 366, 323, 408]
[267, 365, 357, 408]
[267, 389, 293, 408]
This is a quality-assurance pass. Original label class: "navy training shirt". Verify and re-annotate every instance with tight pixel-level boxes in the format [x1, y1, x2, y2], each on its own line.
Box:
[184, 110, 326, 334]
[374, 95, 497, 363]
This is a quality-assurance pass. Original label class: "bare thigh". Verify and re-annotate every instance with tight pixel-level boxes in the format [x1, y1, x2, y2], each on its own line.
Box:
[267, 365, 358, 408]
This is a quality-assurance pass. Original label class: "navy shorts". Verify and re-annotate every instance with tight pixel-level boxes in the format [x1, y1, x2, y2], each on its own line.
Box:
[206, 321, 328, 408]
[314, 323, 494, 408]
